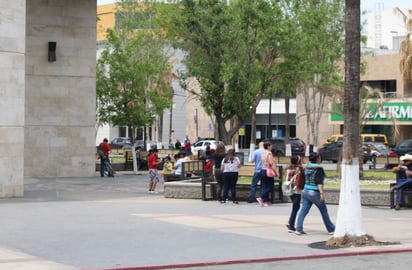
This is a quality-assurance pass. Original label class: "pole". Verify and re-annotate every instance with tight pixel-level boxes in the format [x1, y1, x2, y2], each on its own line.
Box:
[195, 108, 198, 138]
[268, 95, 272, 138]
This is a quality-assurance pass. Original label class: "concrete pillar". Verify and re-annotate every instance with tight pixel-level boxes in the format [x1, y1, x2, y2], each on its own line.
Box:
[0, 0, 26, 197]
[25, 0, 97, 177]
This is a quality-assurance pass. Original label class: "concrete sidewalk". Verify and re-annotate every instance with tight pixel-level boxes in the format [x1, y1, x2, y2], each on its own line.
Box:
[0, 171, 411, 270]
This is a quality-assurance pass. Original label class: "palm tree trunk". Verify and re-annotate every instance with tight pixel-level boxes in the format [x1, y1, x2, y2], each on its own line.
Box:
[333, 0, 366, 238]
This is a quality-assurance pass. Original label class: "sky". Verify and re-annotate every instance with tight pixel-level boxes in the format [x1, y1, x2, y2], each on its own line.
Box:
[97, 0, 411, 11]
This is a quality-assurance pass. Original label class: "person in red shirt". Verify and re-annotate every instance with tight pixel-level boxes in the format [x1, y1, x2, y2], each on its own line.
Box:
[98, 138, 114, 177]
[148, 149, 161, 193]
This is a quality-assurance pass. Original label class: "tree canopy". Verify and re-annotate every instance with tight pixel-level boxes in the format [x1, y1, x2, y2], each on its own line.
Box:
[96, 0, 173, 141]
[164, 0, 286, 143]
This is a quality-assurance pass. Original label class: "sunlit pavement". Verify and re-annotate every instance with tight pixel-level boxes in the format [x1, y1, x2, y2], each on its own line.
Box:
[0, 171, 410, 270]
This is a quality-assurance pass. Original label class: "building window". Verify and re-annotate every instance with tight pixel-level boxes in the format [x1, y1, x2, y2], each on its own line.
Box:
[362, 80, 397, 98]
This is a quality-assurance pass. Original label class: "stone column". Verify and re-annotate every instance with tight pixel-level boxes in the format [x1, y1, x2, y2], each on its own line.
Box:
[0, 0, 25, 197]
[25, 0, 97, 177]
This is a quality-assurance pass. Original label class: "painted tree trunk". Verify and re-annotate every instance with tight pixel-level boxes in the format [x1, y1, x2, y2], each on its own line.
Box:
[334, 158, 366, 237]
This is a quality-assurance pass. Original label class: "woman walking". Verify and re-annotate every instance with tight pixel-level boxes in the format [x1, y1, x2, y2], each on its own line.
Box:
[285, 155, 305, 232]
[296, 152, 335, 235]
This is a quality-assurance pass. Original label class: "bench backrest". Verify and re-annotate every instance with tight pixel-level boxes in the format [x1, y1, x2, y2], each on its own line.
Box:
[181, 160, 205, 176]
[238, 165, 283, 179]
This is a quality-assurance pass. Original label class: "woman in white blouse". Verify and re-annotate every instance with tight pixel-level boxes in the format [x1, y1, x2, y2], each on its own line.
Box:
[220, 149, 241, 204]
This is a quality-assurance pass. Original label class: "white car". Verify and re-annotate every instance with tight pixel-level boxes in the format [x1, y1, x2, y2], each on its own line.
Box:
[191, 140, 217, 156]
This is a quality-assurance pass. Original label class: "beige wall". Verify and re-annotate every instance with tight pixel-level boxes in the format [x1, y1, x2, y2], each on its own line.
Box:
[0, 0, 25, 197]
[25, 0, 97, 177]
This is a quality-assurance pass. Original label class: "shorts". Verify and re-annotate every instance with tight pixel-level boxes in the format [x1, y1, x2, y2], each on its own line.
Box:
[149, 169, 160, 182]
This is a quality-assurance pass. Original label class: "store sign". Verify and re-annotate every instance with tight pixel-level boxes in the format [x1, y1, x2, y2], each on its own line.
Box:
[331, 101, 412, 123]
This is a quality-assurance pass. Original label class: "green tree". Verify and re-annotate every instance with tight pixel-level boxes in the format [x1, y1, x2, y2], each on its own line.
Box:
[280, 0, 345, 147]
[96, 0, 172, 142]
[164, 0, 284, 144]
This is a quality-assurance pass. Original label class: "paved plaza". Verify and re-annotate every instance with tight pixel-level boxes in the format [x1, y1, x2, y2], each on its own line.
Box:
[0, 171, 411, 270]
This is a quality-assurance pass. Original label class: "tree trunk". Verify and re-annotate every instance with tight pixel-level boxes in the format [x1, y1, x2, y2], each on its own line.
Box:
[333, 0, 366, 238]
[284, 95, 290, 142]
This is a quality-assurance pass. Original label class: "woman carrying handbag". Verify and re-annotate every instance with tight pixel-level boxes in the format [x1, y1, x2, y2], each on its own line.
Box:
[257, 140, 279, 207]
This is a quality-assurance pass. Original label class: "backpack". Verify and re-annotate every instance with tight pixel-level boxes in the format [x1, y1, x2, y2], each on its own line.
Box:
[292, 166, 305, 190]
[97, 145, 104, 159]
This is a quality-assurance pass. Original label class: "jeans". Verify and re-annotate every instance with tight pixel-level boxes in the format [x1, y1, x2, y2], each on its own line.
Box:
[396, 179, 412, 205]
[297, 189, 335, 233]
[260, 170, 274, 202]
[222, 172, 238, 202]
[248, 171, 262, 202]
[100, 156, 112, 176]
[214, 169, 223, 201]
[287, 193, 301, 230]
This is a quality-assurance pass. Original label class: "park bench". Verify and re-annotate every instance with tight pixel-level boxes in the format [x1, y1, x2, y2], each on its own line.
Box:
[369, 156, 399, 170]
[124, 149, 149, 170]
[203, 165, 284, 202]
[389, 181, 412, 209]
[165, 159, 210, 181]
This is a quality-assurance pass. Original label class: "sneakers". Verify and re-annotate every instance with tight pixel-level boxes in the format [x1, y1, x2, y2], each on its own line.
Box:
[256, 197, 264, 207]
[295, 230, 306, 235]
[286, 225, 296, 233]
[395, 204, 401, 210]
[328, 231, 334, 235]
[390, 185, 397, 192]
[233, 201, 239, 205]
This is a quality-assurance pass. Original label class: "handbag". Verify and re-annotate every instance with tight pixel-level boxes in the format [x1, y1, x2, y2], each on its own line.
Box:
[266, 165, 275, 177]
[282, 181, 293, 196]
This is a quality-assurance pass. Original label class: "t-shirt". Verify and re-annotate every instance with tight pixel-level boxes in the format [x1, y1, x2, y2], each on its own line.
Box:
[174, 158, 185, 175]
[148, 154, 158, 169]
[252, 148, 264, 173]
[221, 157, 240, 173]
[161, 162, 173, 175]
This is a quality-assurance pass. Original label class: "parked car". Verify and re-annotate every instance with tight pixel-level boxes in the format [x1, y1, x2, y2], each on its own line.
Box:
[191, 139, 217, 156]
[109, 137, 132, 149]
[390, 139, 412, 157]
[325, 134, 389, 146]
[269, 137, 306, 157]
[318, 142, 371, 163]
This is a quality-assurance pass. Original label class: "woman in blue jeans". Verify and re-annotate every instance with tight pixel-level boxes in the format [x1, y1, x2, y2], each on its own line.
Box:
[296, 152, 335, 235]
[256, 141, 279, 207]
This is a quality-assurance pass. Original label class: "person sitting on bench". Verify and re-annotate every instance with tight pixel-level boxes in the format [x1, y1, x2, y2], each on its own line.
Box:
[391, 154, 412, 210]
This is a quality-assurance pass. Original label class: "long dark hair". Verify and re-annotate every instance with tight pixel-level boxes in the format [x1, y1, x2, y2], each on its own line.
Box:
[223, 149, 236, 163]
[215, 142, 226, 157]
